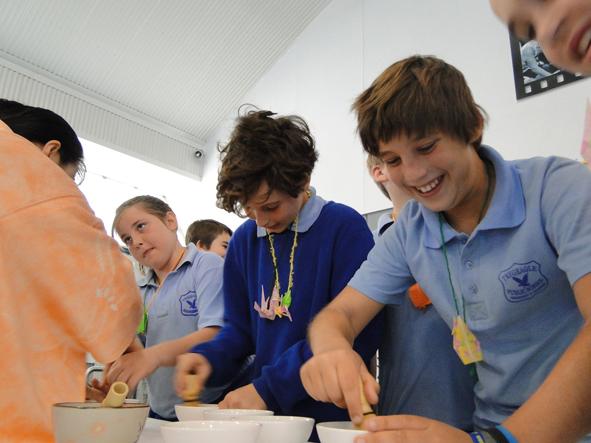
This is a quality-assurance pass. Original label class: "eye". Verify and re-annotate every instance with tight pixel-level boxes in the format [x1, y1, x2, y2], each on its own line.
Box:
[137, 222, 146, 231]
[417, 141, 436, 154]
[122, 236, 132, 246]
[384, 157, 401, 167]
[264, 204, 279, 212]
[526, 24, 536, 41]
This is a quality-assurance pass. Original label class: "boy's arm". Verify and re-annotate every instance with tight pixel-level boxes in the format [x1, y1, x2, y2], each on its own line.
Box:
[301, 286, 384, 420]
[189, 238, 255, 386]
[358, 275, 591, 443]
[502, 273, 591, 443]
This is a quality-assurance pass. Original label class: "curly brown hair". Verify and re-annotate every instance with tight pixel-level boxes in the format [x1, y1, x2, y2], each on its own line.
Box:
[216, 109, 318, 216]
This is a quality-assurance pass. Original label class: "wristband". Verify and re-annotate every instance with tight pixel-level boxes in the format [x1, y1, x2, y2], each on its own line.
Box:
[496, 425, 518, 443]
[470, 431, 486, 443]
[483, 427, 509, 443]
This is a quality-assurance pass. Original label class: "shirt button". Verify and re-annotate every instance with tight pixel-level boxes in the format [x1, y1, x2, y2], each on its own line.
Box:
[465, 260, 474, 269]
[469, 284, 478, 294]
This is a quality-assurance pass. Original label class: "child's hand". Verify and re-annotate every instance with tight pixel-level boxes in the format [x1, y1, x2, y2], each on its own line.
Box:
[174, 353, 211, 399]
[85, 378, 110, 402]
[300, 348, 378, 426]
[219, 383, 267, 410]
[106, 348, 160, 391]
[354, 415, 472, 443]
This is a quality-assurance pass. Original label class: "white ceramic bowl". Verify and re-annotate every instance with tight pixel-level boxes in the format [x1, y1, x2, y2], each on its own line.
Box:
[52, 401, 149, 443]
[174, 403, 218, 421]
[316, 421, 368, 443]
[202, 408, 274, 420]
[160, 420, 261, 443]
[240, 415, 314, 443]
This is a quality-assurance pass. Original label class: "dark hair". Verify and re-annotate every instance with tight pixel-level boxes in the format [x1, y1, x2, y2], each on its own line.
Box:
[185, 219, 232, 247]
[352, 56, 486, 156]
[0, 99, 85, 171]
[216, 108, 318, 216]
[113, 195, 173, 237]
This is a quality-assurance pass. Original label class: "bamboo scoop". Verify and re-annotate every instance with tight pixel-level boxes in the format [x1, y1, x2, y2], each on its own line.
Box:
[355, 382, 376, 429]
[181, 373, 202, 406]
[101, 381, 129, 408]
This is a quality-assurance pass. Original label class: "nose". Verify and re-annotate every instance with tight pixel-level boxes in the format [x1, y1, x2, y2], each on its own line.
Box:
[130, 232, 143, 249]
[534, 4, 566, 50]
[401, 156, 428, 186]
[250, 210, 269, 228]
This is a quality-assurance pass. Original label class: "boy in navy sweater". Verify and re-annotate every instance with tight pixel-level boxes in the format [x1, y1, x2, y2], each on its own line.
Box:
[175, 109, 381, 439]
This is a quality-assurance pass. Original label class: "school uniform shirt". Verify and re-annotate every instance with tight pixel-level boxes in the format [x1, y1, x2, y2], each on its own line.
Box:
[374, 215, 475, 430]
[139, 243, 225, 419]
[192, 188, 382, 428]
[0, 120, 142, 442]
[350, 145, 591, 439]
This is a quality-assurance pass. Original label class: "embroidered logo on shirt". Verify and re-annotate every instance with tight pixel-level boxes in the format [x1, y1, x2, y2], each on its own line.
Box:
[498, 261, 548, 303]
[179, 291, 198, 316]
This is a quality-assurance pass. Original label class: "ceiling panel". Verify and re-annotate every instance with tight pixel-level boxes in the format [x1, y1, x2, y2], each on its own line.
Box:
[0, 0, 331, 145]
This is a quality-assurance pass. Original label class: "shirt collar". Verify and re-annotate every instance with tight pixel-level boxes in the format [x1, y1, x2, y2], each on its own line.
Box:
[137, 243, 197, 287]
[256, 187, 327, 238]
[422, 145, 526, 249]
[377, 212, 395, 237]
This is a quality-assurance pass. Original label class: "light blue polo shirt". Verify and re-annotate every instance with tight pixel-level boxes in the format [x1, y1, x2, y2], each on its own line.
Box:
[349, 146, 591, 433]
[139, 243, 225, 419]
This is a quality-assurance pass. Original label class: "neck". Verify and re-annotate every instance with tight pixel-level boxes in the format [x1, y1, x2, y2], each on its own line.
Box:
[444, 157, 494, 235]
[154, 244, 185, 284]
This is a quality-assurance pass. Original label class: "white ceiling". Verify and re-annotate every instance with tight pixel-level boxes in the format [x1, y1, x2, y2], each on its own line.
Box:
[0, 0, 330, 168]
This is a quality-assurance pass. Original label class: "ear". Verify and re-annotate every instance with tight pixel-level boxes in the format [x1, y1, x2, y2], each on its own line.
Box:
[40, 140, 62, 164]
[370, 164, 388, 184]
[196, 240, 209, 251]
[164, 211, 178, 231]
[470, 115, 485, 147]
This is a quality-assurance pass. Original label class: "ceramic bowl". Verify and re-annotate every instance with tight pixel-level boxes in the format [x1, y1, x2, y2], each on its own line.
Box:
[240, 415, 314, 443]
[316, 421, 368, 443]
[174, 403, 218, 421]
[52, 401, 149, 443]
[202, 408, 274, 420]
[160, 420, 261, 443]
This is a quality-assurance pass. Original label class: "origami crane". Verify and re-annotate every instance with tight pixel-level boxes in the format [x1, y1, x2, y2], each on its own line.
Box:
[254, 285, 292, 322]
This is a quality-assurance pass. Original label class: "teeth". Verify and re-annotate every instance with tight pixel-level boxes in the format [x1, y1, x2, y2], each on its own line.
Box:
[578, 29, 591, 56]
[416, 177, 441, 193]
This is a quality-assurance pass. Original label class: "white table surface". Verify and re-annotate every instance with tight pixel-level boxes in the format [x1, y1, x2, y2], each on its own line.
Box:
[138, 418, 166, 443]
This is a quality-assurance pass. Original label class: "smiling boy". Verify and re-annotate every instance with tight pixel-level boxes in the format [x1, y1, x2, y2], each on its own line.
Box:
[301, 56, 591, 443]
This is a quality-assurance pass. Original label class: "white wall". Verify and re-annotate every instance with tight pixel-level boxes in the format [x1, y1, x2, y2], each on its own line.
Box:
[201, 0, 590, 216]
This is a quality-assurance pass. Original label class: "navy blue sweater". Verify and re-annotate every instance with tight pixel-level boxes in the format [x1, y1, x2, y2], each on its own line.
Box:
[192, 201, 382, 425]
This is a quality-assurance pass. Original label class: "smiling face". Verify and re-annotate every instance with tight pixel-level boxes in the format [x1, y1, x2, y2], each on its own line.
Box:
[244, 181, 308, 234]
[490, 0, 591, 74]
[115, 204, 180, 272]
[378, 132, 489, 229]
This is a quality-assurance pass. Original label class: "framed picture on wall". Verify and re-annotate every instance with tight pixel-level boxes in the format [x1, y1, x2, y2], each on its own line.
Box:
[510, 35, 586, 100]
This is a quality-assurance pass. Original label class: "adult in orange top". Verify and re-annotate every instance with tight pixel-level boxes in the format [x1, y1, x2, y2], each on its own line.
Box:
[0, 99, 142, 442]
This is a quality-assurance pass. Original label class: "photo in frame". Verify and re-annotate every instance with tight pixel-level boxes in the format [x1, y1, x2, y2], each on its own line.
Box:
[509, 34, 586, 100]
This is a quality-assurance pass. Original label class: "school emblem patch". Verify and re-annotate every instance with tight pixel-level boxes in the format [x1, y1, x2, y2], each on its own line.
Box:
[498, 261, 548, 303]
[179, 291, 198, 316]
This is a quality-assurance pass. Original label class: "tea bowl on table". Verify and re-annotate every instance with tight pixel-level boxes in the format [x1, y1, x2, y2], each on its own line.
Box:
[52, 400, 149, 443]
[160, 420, 261, 443]
[316, 421, 369, 443]
[240, 415, 314, 443]
[174, 402, 218, 421]
[202, 408, 274, 420]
